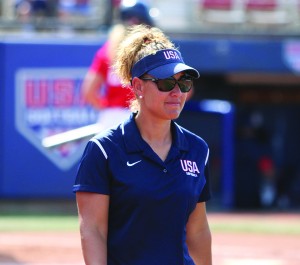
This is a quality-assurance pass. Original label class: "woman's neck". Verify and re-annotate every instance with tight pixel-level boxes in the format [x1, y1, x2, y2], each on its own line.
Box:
[135, 114, 172, 161]
[135, 114, 171, 141]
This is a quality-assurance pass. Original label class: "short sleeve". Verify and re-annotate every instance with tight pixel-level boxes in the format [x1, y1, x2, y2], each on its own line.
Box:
[73, 140, 110, 195]
[198, 161, 211, 202]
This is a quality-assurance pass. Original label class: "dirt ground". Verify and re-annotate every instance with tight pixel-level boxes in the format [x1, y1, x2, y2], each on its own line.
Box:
[0, 212, 299, 265]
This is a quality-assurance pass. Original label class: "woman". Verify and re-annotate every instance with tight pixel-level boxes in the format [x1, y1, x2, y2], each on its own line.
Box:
[73, 25, 212, 265]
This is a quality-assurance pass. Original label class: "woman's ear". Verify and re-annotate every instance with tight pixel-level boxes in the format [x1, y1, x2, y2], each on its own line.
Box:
[132, 77, 143, 98]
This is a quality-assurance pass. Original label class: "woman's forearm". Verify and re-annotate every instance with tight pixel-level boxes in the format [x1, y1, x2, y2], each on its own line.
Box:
[80, 226, 107, 265]
[187, 227, 212, 265]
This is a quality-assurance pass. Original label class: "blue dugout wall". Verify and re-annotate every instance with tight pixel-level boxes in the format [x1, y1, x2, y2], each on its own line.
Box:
[0, 34, 297, 205]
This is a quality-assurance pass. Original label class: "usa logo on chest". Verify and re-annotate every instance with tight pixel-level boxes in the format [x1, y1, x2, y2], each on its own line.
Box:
[180, 159, 200, 177]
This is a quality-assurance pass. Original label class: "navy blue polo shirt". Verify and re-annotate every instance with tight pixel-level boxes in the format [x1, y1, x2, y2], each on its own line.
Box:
[73, 113, 211, 265]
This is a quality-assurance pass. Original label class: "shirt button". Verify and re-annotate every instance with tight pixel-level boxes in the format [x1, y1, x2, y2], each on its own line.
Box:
[163, 169, 167, 173]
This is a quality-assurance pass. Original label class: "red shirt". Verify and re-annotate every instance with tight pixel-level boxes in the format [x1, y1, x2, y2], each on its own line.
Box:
[90, 42, 133, 108]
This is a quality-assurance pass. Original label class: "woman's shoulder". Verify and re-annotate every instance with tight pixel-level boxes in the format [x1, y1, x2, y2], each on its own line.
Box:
[83, 125, 123, 158]
[92, 124, 122, 144]
[175, 122, 208, 148]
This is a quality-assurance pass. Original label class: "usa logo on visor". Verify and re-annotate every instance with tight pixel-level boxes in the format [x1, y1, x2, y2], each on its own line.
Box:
[163, 50, 181, 60]
[131, 48, 199, 79]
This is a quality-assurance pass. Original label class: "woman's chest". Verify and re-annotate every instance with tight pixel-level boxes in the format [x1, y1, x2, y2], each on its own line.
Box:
[108, 154, 206, 207]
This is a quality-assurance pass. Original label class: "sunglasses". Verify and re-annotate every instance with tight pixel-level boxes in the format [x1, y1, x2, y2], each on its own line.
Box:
[140, 76, 193, 93]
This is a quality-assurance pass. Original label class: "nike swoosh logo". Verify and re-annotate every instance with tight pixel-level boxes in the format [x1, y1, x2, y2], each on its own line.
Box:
[127, 160, 142, 166]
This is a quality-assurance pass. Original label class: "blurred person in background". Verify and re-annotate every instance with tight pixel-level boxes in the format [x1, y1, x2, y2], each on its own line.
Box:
[80, 0, 155, 130]
[15, 0, 34, 23]
[15, 0, 58, 27]
[15, 0, 58, 18]
[236, 110, 277, 209]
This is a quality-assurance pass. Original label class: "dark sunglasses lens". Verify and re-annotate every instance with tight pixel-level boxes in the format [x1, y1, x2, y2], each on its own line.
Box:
[157, 79, 176, 92]
[156, 79, 193, 92]
[178, 80, 192, 92]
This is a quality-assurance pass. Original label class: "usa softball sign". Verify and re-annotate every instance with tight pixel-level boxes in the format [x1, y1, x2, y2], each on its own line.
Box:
[15, 68, 98, 170]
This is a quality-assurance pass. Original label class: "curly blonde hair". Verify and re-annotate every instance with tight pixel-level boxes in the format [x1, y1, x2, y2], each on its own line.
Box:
[114, 24, 175, 86]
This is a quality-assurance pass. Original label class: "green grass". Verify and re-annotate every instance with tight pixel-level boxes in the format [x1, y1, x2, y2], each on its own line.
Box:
[0, 214, 79, 232]
[210, 220, 300, 235]
[0, 200, 79, 231]
[0, 200, 299, 235]
[1, 213, 299, 235]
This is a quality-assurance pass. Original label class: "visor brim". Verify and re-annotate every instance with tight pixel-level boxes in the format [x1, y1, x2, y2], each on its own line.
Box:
[147, 63, 200, 79]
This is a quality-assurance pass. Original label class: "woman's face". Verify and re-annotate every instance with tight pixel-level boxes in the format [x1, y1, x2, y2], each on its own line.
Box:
[137, 72, 188, 121]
